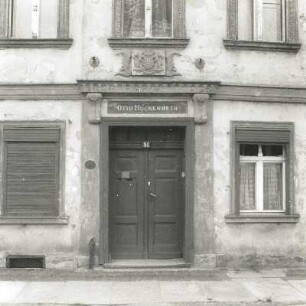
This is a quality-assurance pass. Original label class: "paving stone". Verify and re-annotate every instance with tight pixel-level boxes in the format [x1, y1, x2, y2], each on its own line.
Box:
[160, 281, 207, 303]
[235, 278, 306, 303]
[202, 281, 257, 302]
[111, 281, 161, 304]
[13, 282, 65, 303]
[0, 281, 26, 303]
[288, 280, 306, 296]
[54, 281, 112, 304]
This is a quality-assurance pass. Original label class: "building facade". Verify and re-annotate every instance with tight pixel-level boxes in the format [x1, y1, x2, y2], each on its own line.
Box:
[0, 0, 306, 269]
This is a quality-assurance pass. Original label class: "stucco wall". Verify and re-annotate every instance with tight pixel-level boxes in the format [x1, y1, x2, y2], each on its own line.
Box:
[0, 101, 82, 269]
[212, 101, 306, 262]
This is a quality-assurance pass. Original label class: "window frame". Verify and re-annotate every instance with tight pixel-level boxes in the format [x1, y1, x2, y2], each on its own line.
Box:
[109, 0, 188, 49]
[225, 121, 299, 224]
[224, 0, 301, 52]
[0, 0, 72, 49]
[0, 122, 68, 225]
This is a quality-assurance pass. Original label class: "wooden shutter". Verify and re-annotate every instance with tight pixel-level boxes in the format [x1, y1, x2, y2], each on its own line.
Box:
[235, 128, 291, 143]
[3, 126, 60, 216]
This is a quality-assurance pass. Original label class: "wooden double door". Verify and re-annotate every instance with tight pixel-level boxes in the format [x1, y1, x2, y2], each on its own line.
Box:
[109, 127, 185, 259]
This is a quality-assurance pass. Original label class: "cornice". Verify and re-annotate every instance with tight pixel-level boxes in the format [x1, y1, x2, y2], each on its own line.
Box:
[0, 84, 80, 100]
[78, 80, 220, 95]
[0, 83, 305, 104]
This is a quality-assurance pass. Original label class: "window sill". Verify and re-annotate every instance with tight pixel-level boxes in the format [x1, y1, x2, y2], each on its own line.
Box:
[0, 39, 73, 49]
[108, 38, 189, 49]
[0, 216, 69, 225]
[223, 39, 301, 53]
[225, 214, 300, 224]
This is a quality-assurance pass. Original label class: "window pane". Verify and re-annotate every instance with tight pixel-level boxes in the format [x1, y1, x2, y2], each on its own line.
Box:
[239, 163, 256, 210]
[263, 163, 283, 210]
[152, 0, 172, 37]
[262, 0, 283, 42]
[240, 144, 259, 156]
[40, 0, 58, 38]
[123, 0, 145, 37]
[238, 0, 253, 40]
[262, 145, 283, 156]
[13, 0, 33, 38]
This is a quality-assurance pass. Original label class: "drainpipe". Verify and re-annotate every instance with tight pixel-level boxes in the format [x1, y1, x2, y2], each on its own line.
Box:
[89, 238, 96, 269]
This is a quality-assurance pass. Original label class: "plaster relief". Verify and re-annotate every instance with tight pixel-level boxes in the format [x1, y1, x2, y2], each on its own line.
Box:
[132, 49, 165, 76]
[87, 93, 102, 124]
[193, 93, 209, 124]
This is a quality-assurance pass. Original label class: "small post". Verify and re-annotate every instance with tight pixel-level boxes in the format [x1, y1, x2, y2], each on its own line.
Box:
[89, 237, 96, 269]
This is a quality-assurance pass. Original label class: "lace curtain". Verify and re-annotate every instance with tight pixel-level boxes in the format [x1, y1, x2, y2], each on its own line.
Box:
[263, 163, 283, 210]
[152, 0, 172, 37]
[239, 163, 256, 210]
[123, 0, 145, 37]
[123, 0, 172, 37]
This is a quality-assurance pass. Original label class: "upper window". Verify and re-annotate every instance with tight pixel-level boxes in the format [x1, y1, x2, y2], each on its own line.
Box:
[226, 122, 299, 223]
[0, 0, 71, 48]
[112, 0, 186, 40]
[225, 0, 300, 52]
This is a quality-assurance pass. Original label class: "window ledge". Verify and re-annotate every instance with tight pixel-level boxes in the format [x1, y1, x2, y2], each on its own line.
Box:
[225, 214, 300, 224]
[108, 38, 189, 49]
[223, 39, 301, 53]
[0, 39, 73, 49]
[0, 216, 69, 225]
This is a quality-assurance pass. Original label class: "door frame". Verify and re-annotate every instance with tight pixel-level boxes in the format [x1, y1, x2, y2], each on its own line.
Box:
[99, 118, 195, 264]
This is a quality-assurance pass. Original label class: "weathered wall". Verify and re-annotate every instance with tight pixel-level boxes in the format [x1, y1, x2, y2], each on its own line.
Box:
[210, 100, 306, 267]
[0, 101, 82, 269]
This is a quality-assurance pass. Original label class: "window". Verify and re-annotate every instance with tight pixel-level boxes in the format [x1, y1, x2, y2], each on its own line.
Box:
[226, 122, 299, 223]
[110, 0, 187, 48]
[239, 144, 285, 212]
[225, 0, 300, 52]
[0, 0, 71, 48]
[0, 123, 67, 224]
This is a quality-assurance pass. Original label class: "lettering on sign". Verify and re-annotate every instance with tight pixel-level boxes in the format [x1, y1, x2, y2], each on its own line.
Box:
[108, 101, 188, 114]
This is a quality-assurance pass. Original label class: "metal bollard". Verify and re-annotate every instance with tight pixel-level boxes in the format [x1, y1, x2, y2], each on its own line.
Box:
[89, 238, 96, 269]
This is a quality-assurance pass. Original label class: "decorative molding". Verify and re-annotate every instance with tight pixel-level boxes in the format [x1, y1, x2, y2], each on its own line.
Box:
[132, 49, 165, 76]
[58, 0, 70, 38]
[108, 38, 189, 49]
[0, 0, 11, 38]
[287, 0, 299, 43]
[116, 50, 132, 77]
[113, 0, 123, 38]
[0, 38, 73, 49]
[192, 94, 209, 124]
[79, 80, 220, 96]
[225, 214, 300, 224]
[166, 51, 181, 77]
[223, 39, 301, 53]
[227, 0, 238, 40]
[87, 93, 103, 124]
[173, 0, 186, 38]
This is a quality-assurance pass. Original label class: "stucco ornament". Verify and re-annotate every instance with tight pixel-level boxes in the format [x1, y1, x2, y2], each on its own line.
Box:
[87, 93, 103, 124]
[193, 93, 209, 124]
[132, 49, 165, 76]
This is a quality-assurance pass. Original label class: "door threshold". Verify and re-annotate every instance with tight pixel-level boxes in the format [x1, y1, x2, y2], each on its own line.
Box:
[103, 259, 190, 269]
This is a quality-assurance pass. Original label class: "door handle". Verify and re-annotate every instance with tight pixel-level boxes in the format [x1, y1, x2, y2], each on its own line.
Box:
[149, 192, 157, 198]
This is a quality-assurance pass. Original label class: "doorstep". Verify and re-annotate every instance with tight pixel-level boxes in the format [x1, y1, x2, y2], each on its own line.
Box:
[103, 258, 190, 269]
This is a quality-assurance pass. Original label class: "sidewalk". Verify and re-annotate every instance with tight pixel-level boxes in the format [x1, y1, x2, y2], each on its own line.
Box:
[1, 268, 306, 305]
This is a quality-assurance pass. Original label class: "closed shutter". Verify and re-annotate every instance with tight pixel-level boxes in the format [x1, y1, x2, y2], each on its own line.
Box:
[235, 128, 291, 143]
[3, 126, 60, 216]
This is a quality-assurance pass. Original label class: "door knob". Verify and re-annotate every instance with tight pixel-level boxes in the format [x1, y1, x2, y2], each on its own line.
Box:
[149, 192, 157, 198]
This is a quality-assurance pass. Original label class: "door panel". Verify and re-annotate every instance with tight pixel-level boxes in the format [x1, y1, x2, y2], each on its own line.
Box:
[148, 150, 183, 258]
[109, 127, 184, 260]
[109, 150, 145, 259]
